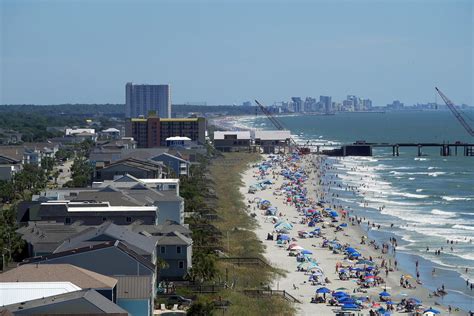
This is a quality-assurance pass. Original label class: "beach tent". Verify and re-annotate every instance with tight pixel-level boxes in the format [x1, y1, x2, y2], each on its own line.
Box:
[289, 245, 304, 251]
[265, 216, 279, 222]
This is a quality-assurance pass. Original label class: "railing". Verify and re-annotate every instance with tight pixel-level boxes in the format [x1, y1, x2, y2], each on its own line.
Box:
[218, 257, 271, 268]
[242, 289, 301, 303]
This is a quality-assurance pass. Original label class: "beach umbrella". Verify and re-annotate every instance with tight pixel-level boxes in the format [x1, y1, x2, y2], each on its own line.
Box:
[357, 259, 374, 266]
[379, 291, 391, 297]
[333, 291, 349, 297]
[350, 252, 361, 257]
[342, 303, 359, 310]
[301, 249, 313, 255]
[423, 308, 440, 315]
[335, 287, 349, 291]
[339, 223, 348, 227]
[330, 211, 339, 217]
[346, 247, 357, 253]
[316, 287, 331, 294]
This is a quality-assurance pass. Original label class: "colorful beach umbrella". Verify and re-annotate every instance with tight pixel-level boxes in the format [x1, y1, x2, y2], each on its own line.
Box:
[379, 291, 391, 297]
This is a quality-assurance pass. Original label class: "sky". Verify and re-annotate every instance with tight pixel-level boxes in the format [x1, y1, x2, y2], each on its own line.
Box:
[0, 0, 473, 106]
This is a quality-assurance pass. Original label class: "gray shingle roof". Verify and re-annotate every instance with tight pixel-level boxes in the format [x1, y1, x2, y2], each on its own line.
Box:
[54, 222, 157, 256]
[156, 231, 192, 246]
[0, 264, 117, 289]
[116, 276, 152, 299]
[3, 289, 129, 314]
[21, 240, 155, 272]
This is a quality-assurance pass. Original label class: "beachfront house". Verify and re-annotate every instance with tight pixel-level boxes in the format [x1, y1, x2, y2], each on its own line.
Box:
[213, 131, 251, 152]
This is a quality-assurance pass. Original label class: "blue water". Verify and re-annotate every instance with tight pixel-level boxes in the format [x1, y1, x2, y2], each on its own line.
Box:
[238, 111, 474, 311]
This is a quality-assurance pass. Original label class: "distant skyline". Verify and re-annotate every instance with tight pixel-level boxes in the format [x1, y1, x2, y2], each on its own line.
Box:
[1, 0, 473, 106]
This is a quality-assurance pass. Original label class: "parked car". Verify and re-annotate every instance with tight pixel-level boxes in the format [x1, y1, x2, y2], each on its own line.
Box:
[166, 295, 192, 306]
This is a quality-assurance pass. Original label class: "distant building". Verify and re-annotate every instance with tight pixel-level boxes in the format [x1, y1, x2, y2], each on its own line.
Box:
[347, 95, 360, 111]
[387, 100, 404, 110]
[362, 99, 373, 110]
[320, 96, 332, 113]
[242, 101, 252, 107]
[291, 97, 303, 113]
[125, 82, 171, 118]
[126, 116, 206, 148]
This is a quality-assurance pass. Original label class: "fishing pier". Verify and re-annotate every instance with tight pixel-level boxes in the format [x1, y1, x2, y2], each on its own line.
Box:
[312, 142, 474, 157]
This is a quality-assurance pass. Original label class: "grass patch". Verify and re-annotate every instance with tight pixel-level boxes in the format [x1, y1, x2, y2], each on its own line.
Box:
[207, 152, 295, 315]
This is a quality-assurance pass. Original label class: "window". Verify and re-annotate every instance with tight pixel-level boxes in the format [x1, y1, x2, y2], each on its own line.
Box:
[65, 217, 71, 224]
[126, 217, 132, 223]
[176, 246, 181, 254]
[102, 217, 107, 222]
[178, 261, 184, 269]
[160, 246, 166, 254]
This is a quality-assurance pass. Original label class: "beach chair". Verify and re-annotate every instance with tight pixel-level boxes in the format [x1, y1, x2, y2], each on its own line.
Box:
[160, 304, 166, 310]
[172, 304, 178, 311]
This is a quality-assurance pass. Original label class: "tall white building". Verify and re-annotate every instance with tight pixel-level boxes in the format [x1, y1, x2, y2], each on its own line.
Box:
[125, 82, 171, 118]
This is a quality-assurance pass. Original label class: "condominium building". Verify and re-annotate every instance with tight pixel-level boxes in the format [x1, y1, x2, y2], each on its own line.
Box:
[126, 116, 206, 148]
[125, 82, 171, 118]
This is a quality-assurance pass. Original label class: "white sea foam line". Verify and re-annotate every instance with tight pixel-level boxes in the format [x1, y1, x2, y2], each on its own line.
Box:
[431, 209, 456, 217]
[442, 196, 474, 201]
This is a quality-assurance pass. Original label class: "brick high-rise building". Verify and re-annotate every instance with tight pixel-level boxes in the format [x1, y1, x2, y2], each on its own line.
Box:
[126, 116, 206, 148]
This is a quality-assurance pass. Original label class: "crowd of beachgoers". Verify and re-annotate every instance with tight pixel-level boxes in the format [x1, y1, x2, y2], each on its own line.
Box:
[240, 152, 467, 316]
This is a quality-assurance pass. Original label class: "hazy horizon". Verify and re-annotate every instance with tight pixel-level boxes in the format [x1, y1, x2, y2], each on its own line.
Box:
[1, 0, 473, 106]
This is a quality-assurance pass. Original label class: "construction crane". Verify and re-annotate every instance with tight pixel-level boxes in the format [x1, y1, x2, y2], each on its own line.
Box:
[254, 100, 310, 154]
[435, 87, 474, 137]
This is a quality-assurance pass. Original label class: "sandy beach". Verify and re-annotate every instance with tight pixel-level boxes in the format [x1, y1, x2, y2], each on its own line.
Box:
[239, 153, 464, 316]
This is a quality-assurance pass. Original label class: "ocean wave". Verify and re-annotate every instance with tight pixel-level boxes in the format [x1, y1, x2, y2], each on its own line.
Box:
[428, 172, 446, 177]
[408, 177, 415, 180]
[453, 224, 474, 231]
[416, 189, 424, 192]
[441, 196, 473, 201]
[391, 192, 429, 199]
[414, 157, 429, 161]
[431, 209, 456, 217]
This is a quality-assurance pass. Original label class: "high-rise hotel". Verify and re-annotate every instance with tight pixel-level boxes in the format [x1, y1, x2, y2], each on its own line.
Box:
[125, 82, 171, 118]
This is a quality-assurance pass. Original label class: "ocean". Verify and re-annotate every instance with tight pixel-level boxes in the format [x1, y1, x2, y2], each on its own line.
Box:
[237, 110, 474, 311]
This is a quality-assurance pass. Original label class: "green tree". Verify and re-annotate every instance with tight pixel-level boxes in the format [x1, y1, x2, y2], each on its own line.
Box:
[186, 301, 214, 316]
[65, 156, 92, 187]
[41, 157, 55, 173]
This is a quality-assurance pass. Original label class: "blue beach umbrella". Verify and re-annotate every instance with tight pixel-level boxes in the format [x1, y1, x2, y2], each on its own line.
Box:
[316, 287, 331, 294]
[423, 308, 440, 314]
[379, 291, 391, 297]
[350, 252, 361, 257]
[330, 211, 339, 217]
[346, 247, 357, 253]
[339, 223, 348, 227]
[333, 291, 349, 297]
[342, 303, 359, 310]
